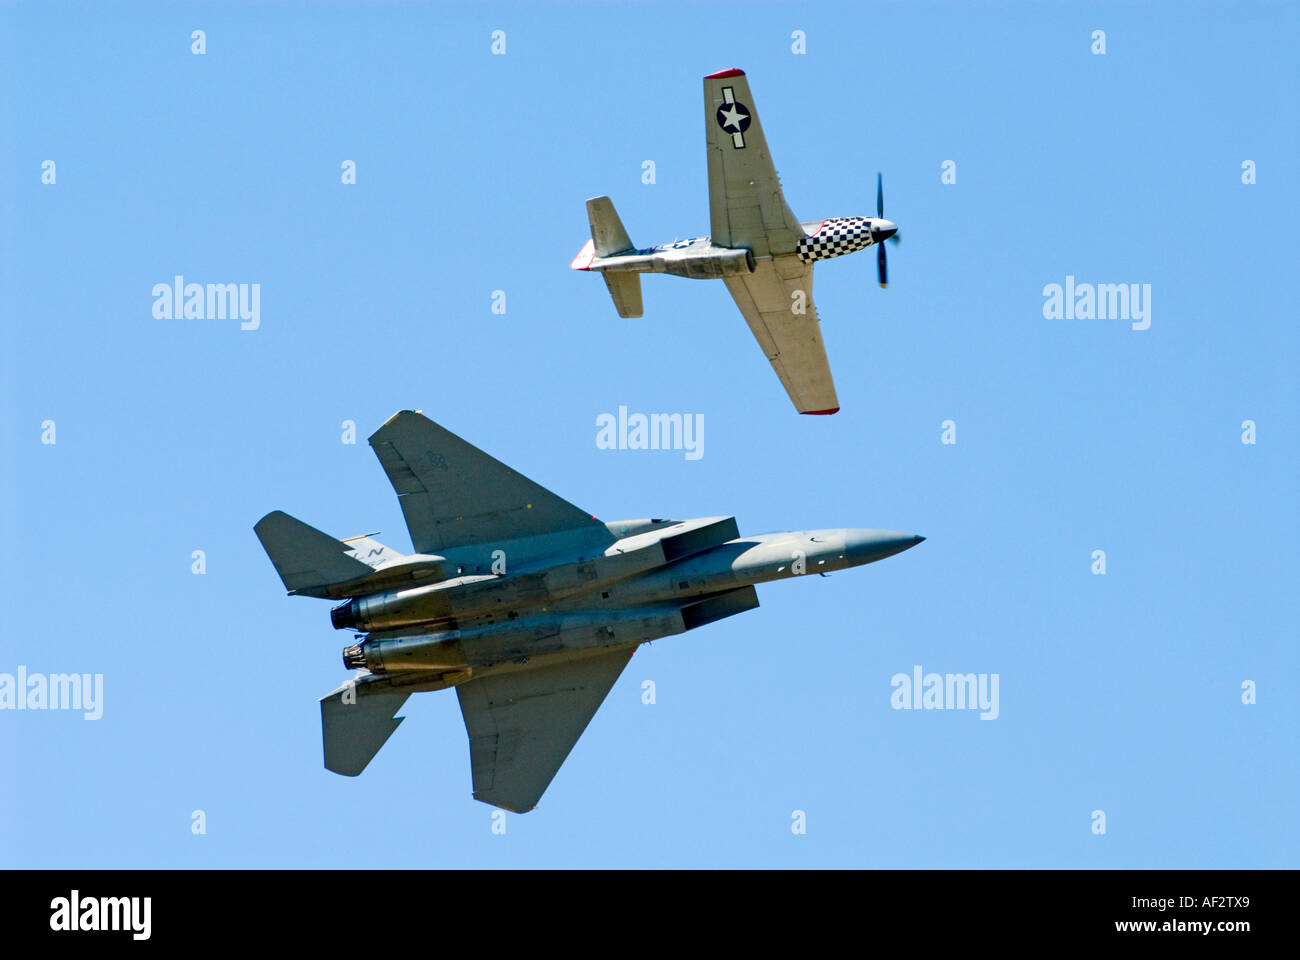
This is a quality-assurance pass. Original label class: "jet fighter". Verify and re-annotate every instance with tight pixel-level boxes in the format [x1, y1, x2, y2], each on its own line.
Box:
[255, 410, 924, 812]
[572, 68, 900, 415]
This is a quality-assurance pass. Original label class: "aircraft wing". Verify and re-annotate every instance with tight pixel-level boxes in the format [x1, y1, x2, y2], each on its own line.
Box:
[368, 411, 604, 553]
[724, 259, 839, 414]
[456, 646, 634, 812]
[704, 68, 805, 256]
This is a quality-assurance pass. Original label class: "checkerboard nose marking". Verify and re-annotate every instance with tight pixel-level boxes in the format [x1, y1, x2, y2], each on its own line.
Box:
[796, 218, 874, 263]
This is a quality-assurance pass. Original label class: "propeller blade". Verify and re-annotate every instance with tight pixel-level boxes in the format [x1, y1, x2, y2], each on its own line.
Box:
[877, 242, 888, 288]
[876, 172, 884, 218]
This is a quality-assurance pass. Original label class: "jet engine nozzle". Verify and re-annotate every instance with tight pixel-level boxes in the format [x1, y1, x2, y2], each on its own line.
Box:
[330, 599, 358, 630]
[342, 643, 367, 669]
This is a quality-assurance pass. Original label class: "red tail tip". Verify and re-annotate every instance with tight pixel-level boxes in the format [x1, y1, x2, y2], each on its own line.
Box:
[705, 68, 745, 79]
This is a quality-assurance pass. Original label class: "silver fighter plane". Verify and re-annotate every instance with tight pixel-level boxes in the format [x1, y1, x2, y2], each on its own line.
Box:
[255, 411, 924, 812]
[573, 68, 900, 416]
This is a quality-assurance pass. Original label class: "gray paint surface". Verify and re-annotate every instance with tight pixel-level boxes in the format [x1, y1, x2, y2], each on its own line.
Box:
[256, 412, 924, 812]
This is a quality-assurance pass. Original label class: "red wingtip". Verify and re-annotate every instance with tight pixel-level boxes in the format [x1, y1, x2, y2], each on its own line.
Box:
[802, 407, 840, 416]
[705, 68, 745, 79]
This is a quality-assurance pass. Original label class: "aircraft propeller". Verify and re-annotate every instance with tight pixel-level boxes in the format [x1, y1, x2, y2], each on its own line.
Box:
[875, 172, 901, 289]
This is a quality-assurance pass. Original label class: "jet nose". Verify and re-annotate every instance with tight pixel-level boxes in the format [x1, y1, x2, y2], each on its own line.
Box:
[843, 529, 924, 564]
[873, 219, 898, 242]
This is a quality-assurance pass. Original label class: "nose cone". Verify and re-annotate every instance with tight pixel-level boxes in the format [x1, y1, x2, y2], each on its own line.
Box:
[843, 529, 924, 565]
[873, 219, 897, 242]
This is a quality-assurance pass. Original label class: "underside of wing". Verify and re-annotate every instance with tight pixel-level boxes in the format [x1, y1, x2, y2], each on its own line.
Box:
[704, 69, 804, 256]
[368, 411, 604, 554]
[724, 257, 839, 414]
[456, 646, 635, 812]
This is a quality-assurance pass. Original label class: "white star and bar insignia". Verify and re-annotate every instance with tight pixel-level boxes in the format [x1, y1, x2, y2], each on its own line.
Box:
[715, 86, 751, 148]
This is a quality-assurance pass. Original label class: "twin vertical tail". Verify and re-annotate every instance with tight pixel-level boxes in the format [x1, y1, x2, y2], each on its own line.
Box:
[572, 196, 644, 318]
[254, 511, 376, 597]
[253, 510, 408, 599]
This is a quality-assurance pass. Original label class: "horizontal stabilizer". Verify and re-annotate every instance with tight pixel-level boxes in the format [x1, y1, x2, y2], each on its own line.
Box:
[254, 511, 375, 595]
[321, 683, 411, 776]
[602, 272, 643, 318]
[585, 196, 634, 257]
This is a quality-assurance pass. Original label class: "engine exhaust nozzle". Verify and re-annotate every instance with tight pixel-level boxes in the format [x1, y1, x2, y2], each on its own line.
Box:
[330, 599, 358, 630]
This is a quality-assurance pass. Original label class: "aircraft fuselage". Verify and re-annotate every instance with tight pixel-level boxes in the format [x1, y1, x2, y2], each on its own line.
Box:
[572, 217, 895, 279]
[333, 522, 923, 676]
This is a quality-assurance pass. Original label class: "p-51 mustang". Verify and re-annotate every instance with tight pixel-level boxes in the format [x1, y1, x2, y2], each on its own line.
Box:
[572, 68, 900, 415]
[255, 410, 924, 812]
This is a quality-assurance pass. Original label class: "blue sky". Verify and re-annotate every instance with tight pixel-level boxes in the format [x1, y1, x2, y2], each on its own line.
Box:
[1, 0, 1296, 868]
